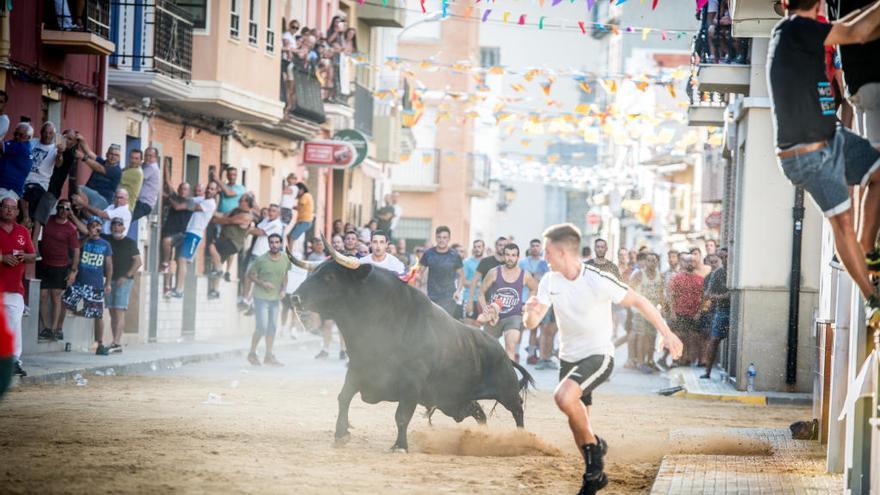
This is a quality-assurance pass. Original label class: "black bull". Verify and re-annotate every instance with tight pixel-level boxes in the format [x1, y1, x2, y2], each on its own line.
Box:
[291, 260, 535, 451]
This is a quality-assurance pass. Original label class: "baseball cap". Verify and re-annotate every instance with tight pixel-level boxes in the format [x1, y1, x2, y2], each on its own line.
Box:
[87, 216, 103, 226]
[110, 217, 125, 225]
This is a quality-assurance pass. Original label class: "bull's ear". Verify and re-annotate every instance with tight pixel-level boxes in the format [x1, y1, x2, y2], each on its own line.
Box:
[353, 264, 373, 280]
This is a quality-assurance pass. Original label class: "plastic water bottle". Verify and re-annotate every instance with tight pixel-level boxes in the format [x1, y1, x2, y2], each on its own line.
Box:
[746, 363, 757, 392]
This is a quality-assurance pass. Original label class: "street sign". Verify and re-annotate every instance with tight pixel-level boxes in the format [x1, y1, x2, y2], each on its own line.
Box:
[302, 140, 357, 168]
[332, 129, 368, 166]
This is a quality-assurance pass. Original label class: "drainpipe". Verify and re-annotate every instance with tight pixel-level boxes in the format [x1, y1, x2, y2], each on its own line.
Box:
[0, 4, 9, 90]
[786, 186, 805, 385]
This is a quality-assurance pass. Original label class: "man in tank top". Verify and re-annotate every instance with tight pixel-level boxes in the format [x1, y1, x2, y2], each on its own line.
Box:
[478, 242, 537, 361]
[628, 251, 666, 373]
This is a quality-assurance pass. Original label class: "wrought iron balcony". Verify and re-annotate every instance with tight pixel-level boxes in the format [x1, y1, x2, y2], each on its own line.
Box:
[468, 154, 491, 196]
[42, 0, 115, 55]
[354, 83, 374, 137]
[110, 1, 193, 81]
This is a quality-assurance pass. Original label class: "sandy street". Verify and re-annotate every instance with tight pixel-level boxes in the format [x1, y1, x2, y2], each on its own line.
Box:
[0, 345, 808, 495]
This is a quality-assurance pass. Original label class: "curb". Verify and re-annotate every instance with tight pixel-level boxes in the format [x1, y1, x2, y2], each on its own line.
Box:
[672, 389, 812, 407]
[13, 336, 321, 386]
[15, 347, 252, 386]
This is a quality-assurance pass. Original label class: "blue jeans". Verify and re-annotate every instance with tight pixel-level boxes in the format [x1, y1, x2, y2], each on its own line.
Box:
[79, 185, 110, 210]
[253, 298, 279, 337]
[710, 309, 730, 339]
[288, 221, 312, 243]
[778, 126, 880, 217]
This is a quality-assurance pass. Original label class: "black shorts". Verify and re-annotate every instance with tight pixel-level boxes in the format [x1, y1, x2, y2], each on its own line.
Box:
[37, 263, 70, 290]
[215, 237, 240, 261]
[559, 354, 614, 406]
[23, 183, 47, 220]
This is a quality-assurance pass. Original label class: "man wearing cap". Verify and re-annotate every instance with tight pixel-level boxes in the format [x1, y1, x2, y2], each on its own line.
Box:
[72, 187, 132, 236]
[101, 217, 141, 354]
[62, 216, 113, 355]
[768, 0, 880, 324]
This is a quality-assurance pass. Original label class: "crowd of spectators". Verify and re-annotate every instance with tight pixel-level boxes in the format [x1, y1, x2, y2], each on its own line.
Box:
[280, 15, 358, 113]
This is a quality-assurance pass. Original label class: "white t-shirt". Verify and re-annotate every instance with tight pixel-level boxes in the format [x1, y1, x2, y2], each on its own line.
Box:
[102, 203, 132, 234]
[186, 197, 217, 236]
[362, 252, 405, 275]
[251, 217, 285, 257]
[390, 204, 402, 230]
[286, 253, 309, 294]
[536, 264, 628, 362]
[26, 139, 58, 189]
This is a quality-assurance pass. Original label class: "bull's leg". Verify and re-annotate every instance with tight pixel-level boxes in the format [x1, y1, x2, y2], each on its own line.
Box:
[500, 396, 525, 428]
[468, 401, 487, 425]
[335, 371, 359, 444]
[391, 400, 417, 452]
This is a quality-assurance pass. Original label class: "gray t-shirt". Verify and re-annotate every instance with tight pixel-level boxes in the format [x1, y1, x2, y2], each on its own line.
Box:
[138, 161, 160, 207]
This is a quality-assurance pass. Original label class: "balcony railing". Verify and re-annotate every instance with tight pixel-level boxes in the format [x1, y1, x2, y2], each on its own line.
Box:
[47, 0, 111, 37]
[287, 63, 326, 124]
[110, 1, 193, 81]
[694, 7, 751, 65]
[391, 150, 440, 191]
[43, 0, 115, 55]
[468, 154, 491, 193]
[354, 83, 374, 137]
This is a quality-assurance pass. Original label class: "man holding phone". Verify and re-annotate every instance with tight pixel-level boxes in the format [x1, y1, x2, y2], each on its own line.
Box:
[0, 197, 37, 377]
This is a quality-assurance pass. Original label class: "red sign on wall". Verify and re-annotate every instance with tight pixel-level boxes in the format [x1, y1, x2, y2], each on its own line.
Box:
[302, 140, 357, 168]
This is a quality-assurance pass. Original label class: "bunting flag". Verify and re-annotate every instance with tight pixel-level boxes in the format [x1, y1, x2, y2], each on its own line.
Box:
[482, 9, 492, 21]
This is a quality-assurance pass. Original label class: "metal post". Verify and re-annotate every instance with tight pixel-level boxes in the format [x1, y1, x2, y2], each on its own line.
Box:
[786, 186, 805, 384]
[147, 194, 162, 343]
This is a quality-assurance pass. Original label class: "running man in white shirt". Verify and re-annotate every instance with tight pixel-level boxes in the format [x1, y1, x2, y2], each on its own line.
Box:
[522, 223, 682, 495]
[361, 230, 405, 275]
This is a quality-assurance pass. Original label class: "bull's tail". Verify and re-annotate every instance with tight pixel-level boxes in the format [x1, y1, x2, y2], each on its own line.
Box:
[510, 359, 536, 393]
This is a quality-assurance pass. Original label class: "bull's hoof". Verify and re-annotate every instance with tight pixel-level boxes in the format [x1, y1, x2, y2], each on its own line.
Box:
[388, 445, 408, 454]
[333, 433, 351, 446]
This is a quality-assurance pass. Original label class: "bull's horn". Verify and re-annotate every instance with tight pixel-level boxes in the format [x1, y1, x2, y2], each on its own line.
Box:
[321, 232, 360, 269]
[286, 245, 320, 272]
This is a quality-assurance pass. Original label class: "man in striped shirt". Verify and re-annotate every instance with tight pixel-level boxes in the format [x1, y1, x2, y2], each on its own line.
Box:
[523, 223, 682, 495]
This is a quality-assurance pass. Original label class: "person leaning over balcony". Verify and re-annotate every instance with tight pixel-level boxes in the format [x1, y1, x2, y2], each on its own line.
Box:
[768, 0, 880, 324]
[287, 183, 314, 248]
[132, 147, 160, 221]
[78, 142, 122, 210]
[0, 122, 34, 203]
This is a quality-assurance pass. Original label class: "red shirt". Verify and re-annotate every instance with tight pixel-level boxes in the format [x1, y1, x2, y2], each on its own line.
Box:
[670, 271, 704, 318]
[0, 223, 35, 295]
[39, 215, 80, 267]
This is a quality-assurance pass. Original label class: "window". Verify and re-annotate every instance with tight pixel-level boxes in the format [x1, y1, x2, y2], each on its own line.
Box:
[230, 0, 240, 38]
[265, 0, 274, 53]
[248, 0, 259, 45]
[395, 218, 432, 247]
[480, 47, 500, 68]
[175, 0, 208, 30]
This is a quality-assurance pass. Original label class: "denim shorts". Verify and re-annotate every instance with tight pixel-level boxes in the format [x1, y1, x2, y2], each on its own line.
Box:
[778, 126, 880, 217]
[180, 232, 202, 261]
[107, 278, 134, 310]
[710, 309, 730, 339]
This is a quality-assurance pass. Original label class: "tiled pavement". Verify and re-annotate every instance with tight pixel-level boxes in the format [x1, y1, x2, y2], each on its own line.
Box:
[650, 428, 842, 494]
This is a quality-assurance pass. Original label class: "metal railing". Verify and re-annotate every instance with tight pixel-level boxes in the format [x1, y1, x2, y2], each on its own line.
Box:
[287, 63, 326, 123]
[469, 154, 491, 190]
[354, 83, 374, 136]
[47, 0, 112, 39]
[694, 7, 751, 65]
[110, 0, 194, 81]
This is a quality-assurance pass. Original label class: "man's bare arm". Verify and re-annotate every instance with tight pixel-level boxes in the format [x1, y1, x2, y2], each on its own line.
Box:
[620, 289, 683, 359]
[826, 0, 880, 45]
